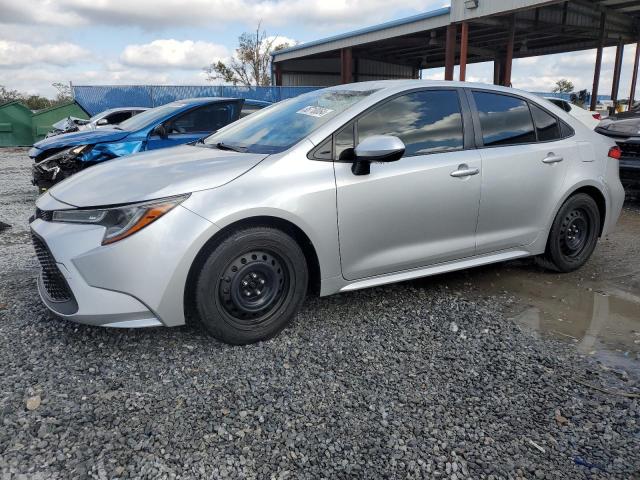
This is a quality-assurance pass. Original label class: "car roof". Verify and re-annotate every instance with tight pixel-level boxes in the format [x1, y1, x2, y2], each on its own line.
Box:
[325, 79, 544, 99]
[166, 97, 271, 107]
[168, 97, 238, 106]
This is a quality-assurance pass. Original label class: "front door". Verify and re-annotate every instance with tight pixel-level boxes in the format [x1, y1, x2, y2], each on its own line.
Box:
[334, 89, 482, 281]
[146, 101, 241, 150]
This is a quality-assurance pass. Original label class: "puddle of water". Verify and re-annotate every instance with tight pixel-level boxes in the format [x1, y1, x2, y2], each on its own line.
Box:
[463, 266, 640, 374]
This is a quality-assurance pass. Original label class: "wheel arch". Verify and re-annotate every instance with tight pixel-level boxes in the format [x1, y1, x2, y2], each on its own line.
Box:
[183, 215, 322, 323]
[543, 181, 607, 251]
[570, 185, 606, 236]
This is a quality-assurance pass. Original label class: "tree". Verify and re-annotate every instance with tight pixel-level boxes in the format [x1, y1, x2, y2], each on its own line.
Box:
[0, 82, 73, 110]
[52, 82, 72, 103]
[204, 24, 290, 86]
[0, 85, 22, 103]
[552, 79, 574, 93]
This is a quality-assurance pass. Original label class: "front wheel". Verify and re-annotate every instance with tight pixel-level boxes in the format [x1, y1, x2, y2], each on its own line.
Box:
[194, 227, 308, 345]
[538, 193, 601, 272]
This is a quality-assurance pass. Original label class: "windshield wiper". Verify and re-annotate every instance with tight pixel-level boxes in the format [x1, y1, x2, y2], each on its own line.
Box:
[216, 142, 246, 152]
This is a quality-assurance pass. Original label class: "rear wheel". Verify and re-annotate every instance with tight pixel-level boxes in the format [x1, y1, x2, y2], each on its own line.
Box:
[194, 227, 308, 345]
[537, 193, 600, 272]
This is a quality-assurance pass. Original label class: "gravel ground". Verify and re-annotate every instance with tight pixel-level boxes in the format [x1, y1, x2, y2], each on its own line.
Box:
[1, 148, 639, 479]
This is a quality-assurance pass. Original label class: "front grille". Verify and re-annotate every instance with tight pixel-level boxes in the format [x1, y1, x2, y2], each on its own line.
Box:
[35, 208, 53, 221]
[617, 141, 640, 161]
[31, 233, 73, 302]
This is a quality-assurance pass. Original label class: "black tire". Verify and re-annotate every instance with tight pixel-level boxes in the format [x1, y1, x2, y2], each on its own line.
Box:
[537, 193, 600, 273]
[194, 227, 308, 345]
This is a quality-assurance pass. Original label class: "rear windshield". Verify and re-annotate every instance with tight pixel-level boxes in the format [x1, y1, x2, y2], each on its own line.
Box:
[202, 89, 378, 154]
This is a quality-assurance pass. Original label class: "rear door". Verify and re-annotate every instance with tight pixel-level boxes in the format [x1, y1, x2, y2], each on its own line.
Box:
[469, 90, 577, 253]
[333, 88, 482, 280]
[146, 101, 241, 150]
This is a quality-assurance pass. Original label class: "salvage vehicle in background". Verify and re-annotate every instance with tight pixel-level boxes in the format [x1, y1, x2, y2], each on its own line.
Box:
[30, 81, 624, 345]
[46, 107, 148, 137]
[544, 97, 600, 129]
[30, 98, 270, 191]
[595, 105, 640, 194]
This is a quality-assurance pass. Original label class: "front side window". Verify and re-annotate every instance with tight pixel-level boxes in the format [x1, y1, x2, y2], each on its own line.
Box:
[203, 89, 377, 154]
[335, 123, 355, 160]
[530, 103, 561, 141]
[169, 102, 237, 134]
[357, 90, 464, 156]
[473, 91, 536, 146]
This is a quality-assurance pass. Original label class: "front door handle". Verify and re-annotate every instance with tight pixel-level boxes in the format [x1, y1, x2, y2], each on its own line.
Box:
[542, 153, 564, 164]
[450, 164, 480, 178]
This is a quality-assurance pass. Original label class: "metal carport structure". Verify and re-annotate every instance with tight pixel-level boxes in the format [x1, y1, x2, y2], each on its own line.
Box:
[272, 0, 640, 110]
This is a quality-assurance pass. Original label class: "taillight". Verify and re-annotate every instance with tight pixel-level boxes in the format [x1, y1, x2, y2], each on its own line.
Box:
[608, 146, 622, 160]
[592, 113, 601, 120]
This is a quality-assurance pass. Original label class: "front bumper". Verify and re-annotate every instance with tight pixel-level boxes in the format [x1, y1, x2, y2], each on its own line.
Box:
[30, 200, 218, 328]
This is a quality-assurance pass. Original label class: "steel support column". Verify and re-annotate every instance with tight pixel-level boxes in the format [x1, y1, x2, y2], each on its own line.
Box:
[503, 16, 515, 87]
[631, 41, 640, 106]
[444, 24, 457, 81]
[340, 47, 353, 84]
[590, 12, 606, 111]
[611, 39, 625, 103]
[459, 22, 469, 81]
[274, 62, 282, 86]
[493, 58, 503, 85]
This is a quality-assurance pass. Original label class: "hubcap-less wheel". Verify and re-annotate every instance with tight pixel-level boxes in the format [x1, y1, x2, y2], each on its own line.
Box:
[560, 209, 589, 257]
[538, 193, 600, 273]
[219, 250, 288, 327]
[193, 227, 309, 345]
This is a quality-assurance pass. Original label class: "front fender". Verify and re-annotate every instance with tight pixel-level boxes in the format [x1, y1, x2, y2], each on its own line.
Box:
[85, 140, 145, 163]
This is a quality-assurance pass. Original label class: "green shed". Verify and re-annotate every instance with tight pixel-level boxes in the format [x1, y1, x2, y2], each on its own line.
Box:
[0, 101, 33, 147]
[32, 101, 89, 142]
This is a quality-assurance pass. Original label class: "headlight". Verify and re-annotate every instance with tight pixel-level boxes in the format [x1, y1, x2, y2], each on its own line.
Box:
[51, 194, 189, 245]
[38, 145, 93, 166]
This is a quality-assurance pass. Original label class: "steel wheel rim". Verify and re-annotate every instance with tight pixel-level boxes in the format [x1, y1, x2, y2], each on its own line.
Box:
[218, 249, 288, 326]
[560, 209, 590, 257]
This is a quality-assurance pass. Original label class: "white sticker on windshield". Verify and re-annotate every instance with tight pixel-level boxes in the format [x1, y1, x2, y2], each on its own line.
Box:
[296, 106, 334, 118]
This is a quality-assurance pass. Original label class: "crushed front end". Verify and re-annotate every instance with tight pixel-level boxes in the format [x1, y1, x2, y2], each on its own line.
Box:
[31, 145, 95, 192]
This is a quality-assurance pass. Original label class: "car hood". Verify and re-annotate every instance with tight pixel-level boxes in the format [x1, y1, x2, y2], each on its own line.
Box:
[33, 127, 130, 151]
[47, 144, 268, 207]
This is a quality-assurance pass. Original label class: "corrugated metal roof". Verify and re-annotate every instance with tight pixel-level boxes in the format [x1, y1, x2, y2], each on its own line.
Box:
[272, 6, 451, 61]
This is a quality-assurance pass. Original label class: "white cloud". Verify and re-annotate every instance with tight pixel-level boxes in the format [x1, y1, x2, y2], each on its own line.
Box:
[0, 40, 90, 67]
[120, 40, 228, 69]
[2, 0, 437, 29]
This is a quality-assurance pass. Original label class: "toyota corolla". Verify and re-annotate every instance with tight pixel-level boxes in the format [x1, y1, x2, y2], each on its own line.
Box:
[30, 80, 625, 344]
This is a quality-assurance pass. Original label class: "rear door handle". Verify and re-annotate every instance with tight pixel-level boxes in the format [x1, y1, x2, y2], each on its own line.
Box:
[542, 153, 564, 164]
[450, 164, 480, 178]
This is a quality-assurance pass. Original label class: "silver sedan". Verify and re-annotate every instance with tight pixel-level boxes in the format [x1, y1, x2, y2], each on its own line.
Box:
[30, 80, 625, 344]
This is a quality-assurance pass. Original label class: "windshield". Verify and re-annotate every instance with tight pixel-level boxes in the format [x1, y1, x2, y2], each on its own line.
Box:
[117, 103, 183, 131]
[203, 89, 378, 154]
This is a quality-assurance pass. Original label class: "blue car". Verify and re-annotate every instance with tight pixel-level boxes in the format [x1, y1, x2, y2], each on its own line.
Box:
[30, 97, 269, 191]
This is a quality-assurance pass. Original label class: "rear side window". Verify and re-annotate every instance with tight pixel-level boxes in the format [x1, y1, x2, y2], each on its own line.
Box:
[473, 91, 536, 146]
[530, 103, 561, 141]
[357, 90, 464, 156]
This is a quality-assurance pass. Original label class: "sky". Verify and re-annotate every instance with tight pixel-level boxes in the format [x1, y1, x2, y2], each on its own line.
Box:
[0, 0, 638, 99]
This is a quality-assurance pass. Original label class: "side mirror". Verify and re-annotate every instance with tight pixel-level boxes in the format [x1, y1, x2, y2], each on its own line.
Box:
[352, 135, 405, 176]
[96, 118, 109, 126]
[153, 124, 168, 139]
